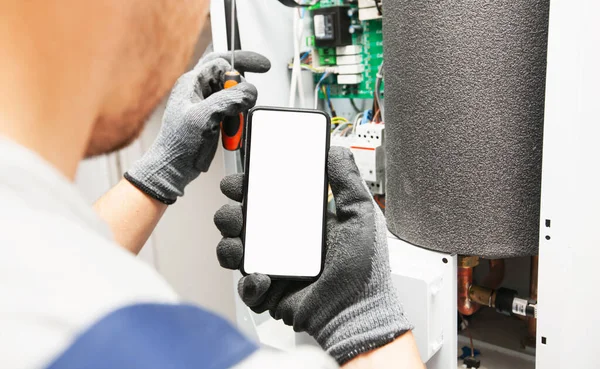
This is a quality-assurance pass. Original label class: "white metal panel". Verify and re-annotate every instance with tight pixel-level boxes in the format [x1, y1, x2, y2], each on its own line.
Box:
[233, 1, 310, 108]
[537, 0, 600, 368]
[388, 236, 457, 368]
[232, 234, 457, 369]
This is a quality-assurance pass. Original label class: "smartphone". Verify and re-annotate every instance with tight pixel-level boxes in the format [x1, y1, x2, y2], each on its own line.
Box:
[241, 107, 330, 280]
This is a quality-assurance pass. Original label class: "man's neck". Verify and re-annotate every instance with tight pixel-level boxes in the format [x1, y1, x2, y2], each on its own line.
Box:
[0, 72, 97, 180]
[0, 3, 106, 179]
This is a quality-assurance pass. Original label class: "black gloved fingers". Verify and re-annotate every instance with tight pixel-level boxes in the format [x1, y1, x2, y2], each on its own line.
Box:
[197, 82, 258, 123]
[196, 51, 271, 75]
[238, 273, 271, 307]
[216, 237, 244, 269]
[214, 203, 243, 237]
[220, 173, 244, 202]
[328, 147, 374, 220]
[196, 58, 233, 98]
[271, 283, 309, 327]
[171, 58, 230, 103]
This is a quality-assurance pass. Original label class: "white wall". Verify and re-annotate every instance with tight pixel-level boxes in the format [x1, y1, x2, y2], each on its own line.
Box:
[75, 16, 236, 322]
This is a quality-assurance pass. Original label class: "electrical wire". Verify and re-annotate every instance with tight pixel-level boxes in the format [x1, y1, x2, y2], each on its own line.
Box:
[361, 110, 372, 125]
[373, 109, 381, 123]
[288, 12, 300, 107]
[321, 86, 331, 114]
[326, 85, 337, 117]
[375, 0, 383, 15]
[352, 112, 364, 134]
[350, 98, 361, 113]
[300, 51, 310, 62]
[295, 11, 306, 108]
[332, 117, 349, 124]
[289, 8, 306, 108]
[331, 121, 352, 136]
[459, 314, 475, 358]
[340, 126, 354, 136]
[374, 62, 384, 120]
[313, 72, 330, 109]
[287, 63, 336, 74]
[288, 63, 318, 72]
[277, 0, 320, 7]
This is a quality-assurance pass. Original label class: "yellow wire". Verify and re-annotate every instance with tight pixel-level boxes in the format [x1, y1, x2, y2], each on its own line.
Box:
[287, 63, 320, 73]
[332, 118, 349, 126]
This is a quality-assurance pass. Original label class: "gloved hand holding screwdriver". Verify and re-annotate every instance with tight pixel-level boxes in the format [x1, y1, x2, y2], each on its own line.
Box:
[125, 50, 270, 204]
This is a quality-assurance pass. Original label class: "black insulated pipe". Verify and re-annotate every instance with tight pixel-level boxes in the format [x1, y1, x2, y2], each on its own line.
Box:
[383, 0, 550, 257]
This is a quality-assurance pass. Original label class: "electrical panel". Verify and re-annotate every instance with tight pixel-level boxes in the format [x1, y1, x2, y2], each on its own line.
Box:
[308, 0, 383, 98]
[330, 123, 385, 195]
[297, 0, 384, 197]
[312, 6, 353, 47]
[352, 124, 385, 195]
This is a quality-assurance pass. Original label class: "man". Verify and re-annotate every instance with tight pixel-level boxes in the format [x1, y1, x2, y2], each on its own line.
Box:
[0, 1, 423, 368]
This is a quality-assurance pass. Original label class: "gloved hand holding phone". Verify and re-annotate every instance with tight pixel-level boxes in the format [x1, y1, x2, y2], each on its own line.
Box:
[214, 147, 413, 364]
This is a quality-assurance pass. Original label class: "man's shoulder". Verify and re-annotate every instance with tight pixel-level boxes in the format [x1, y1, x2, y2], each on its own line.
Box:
[0, 197, 179, 369]
[0, 197, 178, 309]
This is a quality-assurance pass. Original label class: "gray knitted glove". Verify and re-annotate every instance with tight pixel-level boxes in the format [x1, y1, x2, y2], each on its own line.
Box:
[125, 51, 271, 204]
[214, 147, 412, 364]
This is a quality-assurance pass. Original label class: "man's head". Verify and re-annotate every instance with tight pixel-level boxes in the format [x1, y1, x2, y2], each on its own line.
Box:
[85, 1, 210, 156]
[0, 1, 210, 175]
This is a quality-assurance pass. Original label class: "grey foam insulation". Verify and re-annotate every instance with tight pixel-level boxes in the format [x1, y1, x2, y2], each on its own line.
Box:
[383, 1, 549, 258]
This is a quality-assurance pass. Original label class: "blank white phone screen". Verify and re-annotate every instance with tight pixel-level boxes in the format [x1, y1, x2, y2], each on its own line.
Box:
[243, 109, 328, 278]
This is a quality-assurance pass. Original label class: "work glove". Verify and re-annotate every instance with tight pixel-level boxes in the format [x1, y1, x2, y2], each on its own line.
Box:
[125, 51, 271, 204]
[214, 147, 412, 364]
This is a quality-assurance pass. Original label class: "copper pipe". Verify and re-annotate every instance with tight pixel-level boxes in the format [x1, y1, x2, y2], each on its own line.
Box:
[469, 285, 496, 307]
[528, 256, 539, 340]
[458, 257, 480, 316]
[482, 259, 505, 289]
[458, 257, 504, 316]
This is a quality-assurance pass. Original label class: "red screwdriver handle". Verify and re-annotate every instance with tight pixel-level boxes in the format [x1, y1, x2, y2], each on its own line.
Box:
[221, 71, 244, 151]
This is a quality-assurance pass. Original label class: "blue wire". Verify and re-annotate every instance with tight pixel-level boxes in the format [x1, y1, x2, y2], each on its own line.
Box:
[300, 51, 310, 62]
[361, 110, 372, 125]
[326, 85, 331, 101]
[317, 72, 329, 84]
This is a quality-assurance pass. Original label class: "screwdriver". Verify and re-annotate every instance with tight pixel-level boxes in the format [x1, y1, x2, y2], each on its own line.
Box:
[221, 0, 244, 151]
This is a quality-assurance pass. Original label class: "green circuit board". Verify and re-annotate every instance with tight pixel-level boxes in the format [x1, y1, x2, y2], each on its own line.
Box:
[309, 1, 383, 99]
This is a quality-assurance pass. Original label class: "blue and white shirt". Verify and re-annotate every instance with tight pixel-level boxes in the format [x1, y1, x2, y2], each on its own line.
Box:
[0, 138, 336, 369]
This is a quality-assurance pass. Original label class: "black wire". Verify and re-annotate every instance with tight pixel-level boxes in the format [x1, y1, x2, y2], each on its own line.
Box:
[374, 63, 384, 121]
[350, 98, 361, 113]
[277, 0, 320, 7]
[327, 99, 336, 117]
[375, 0, 383, 15]
[325, 87, 337, 117]
[372, 89, 379, 118]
